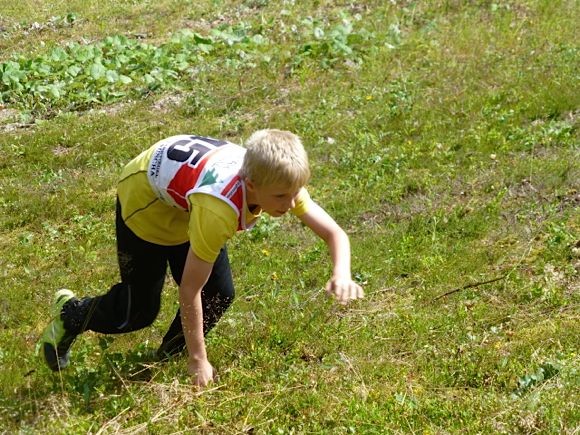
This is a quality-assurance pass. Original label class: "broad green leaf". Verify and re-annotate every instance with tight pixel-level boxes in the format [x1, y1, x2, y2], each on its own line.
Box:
[197, 44, 213, 54]
[67, 65, 82, 77]
[194, 34, 214, 45]
[47, 84, 61, 99]
[75, 46, 96, 63]
[50, 47, 68, 62]
[143, 74, 156, 85]
[89, 63, 106, 80]
[36, 63, 51, 76]
[105, 70, 119, 83]
[119, 75, 132, 84]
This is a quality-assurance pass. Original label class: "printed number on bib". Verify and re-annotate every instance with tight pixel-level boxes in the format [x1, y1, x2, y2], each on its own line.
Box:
[167, 136, 228, 167]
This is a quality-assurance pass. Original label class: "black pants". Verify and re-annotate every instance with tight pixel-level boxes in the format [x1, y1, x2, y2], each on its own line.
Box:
[81, 200, 234, 355]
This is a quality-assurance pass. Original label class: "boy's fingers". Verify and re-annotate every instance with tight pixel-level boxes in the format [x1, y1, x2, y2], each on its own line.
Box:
[337, 288, 349, 304]
[354, 283, 364, 300]
[326, 279, 364, 304]
[348, 284, 356, 300]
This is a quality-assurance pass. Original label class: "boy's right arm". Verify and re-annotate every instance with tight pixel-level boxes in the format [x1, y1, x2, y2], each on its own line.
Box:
[179, 248, 215, 387]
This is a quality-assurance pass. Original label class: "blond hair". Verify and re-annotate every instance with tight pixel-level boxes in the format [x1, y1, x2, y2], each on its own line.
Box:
[241, 129, 310, 189]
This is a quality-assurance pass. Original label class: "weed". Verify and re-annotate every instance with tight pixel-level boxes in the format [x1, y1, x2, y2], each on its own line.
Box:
[513, 361, 562, 398]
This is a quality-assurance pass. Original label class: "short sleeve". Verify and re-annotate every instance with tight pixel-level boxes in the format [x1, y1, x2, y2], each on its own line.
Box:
[290, 187, 313, 217]
[188, 194, 238, 263]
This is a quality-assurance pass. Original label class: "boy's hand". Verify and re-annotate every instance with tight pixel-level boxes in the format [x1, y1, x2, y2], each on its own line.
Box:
[325, 277, 364, 305]
[187, 357, 214, 387]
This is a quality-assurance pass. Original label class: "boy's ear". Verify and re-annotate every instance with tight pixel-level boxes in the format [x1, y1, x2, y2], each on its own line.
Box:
[245, 177, 256, 192]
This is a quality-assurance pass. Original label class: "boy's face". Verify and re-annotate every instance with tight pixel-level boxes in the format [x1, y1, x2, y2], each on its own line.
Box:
[247, 181, 301, 217]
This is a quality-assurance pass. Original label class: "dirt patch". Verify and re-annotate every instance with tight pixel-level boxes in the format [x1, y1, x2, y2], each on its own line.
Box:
[152, 93, 186, 113]
[89, 101, 132, 116]
[52, 145, 75, 157]
[563, 109, 579, 124]
[0, 108, 19, 123]
[1, 122, 34, 133]
[556, 189, 580, 211]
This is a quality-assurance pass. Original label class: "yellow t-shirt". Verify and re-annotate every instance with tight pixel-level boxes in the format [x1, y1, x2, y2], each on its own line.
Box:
[117, 144, 312, 263]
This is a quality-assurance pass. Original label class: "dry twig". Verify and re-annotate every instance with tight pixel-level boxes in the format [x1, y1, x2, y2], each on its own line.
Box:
[433, 275, 507, 301]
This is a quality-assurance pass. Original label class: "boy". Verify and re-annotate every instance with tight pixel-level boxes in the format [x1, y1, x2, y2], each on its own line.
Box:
[39, 129, 364, 386]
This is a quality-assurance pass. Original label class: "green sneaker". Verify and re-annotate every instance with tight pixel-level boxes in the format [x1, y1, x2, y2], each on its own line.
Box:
[37, 289, 78, 371]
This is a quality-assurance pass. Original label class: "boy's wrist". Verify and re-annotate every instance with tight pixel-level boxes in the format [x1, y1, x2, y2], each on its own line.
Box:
[331, 273, 352, 281]
[188, 352, 208, 363]
[185, 336, 208, 362]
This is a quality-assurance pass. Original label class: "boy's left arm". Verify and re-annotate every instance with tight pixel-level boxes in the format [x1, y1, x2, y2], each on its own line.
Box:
[298, 202, 364, 304]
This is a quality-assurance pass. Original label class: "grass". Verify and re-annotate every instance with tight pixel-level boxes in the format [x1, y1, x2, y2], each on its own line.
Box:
[0, 0, 578, 433]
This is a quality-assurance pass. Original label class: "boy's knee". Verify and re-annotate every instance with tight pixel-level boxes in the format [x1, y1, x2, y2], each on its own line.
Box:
[118, 294, 161, 332]
[120, 310, 158, 332]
